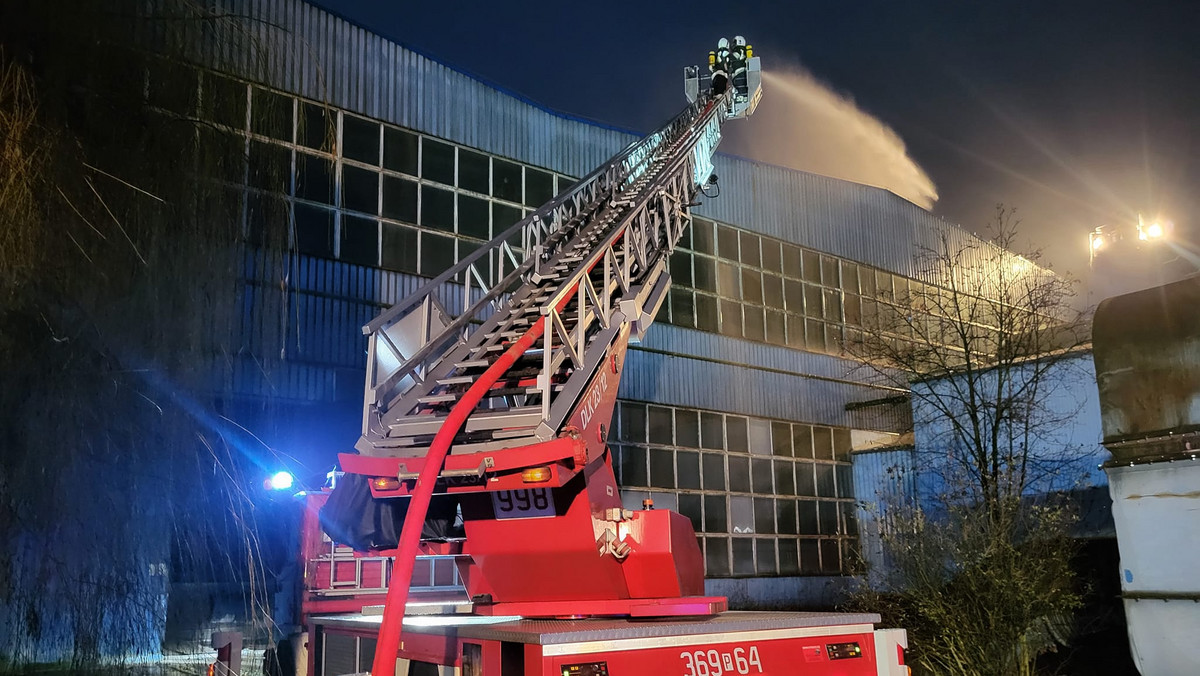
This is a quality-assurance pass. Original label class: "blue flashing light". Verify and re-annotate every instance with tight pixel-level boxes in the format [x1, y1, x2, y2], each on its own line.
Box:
[268, 471, 295, 491]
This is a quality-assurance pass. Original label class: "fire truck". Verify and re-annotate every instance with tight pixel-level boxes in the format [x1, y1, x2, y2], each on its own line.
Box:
[288, 45, 909, 676]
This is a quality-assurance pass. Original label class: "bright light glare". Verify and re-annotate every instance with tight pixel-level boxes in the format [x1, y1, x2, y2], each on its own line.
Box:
[1091, 236, 1105, 251]
[268, 471, 295, 491]
[1146, 223, 1164, 239]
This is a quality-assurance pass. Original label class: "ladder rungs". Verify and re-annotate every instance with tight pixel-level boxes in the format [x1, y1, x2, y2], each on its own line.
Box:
[418, 394, 457, 404]
[437, 375, 475, 386]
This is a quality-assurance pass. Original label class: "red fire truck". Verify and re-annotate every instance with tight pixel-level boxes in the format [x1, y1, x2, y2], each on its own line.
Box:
[287, 44, 908, 676]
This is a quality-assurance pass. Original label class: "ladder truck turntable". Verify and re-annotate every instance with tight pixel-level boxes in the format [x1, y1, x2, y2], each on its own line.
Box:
[297, 46, 909, 676]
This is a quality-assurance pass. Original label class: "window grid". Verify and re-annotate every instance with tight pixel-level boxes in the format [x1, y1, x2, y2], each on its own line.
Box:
[192, 73, 571, 277]
[616, 401, 857, 578]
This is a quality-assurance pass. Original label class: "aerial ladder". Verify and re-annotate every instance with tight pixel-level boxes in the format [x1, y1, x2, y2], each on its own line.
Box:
[306, 46, 907, 676]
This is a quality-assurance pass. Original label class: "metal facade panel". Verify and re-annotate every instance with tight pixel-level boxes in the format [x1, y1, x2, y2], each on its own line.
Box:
[619, 347, 903, 431]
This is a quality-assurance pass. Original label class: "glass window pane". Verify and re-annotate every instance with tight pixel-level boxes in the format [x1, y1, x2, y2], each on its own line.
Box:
[813, 427, 834, 460]
[741, 268, 763, 304]
[420, 231, 455, 276]
[648, 406, 673, 445]
[717, 262, 740, 298]
[719, 299, 742, 337]
[749, 420, 772, 456]
[786, 314, 805, 349]
[844, 294, 862, 325]
[675, 410, 699, 448]
[815, 464, 836, 497]
[774, 460, 795, 496]
[692, 219, 716, 254]
[796, 462, 816, 496]
[818, 501, 840, 535]
[294, 204, 334, 258]
[380, 222, 418, 273]
[383, 127, 418, 175]
[342, 165, 378, 214]
[342, 115, 379, 165]
[619, 402, 646, 443]
[382, 175, 417, 223]
[695, 293, 719, 332]
[492, 202, 523, 232]
[779, 538, 800, 574]
[782, 243, 803, 278]
[677, 451, 700, 490]
[670, 252, 694, 288]
[804, 284, 823, 317]
[833, 429, 853, 461]
[650, 448, 675, 489]
[717, 225, 739, 261]
[693, 256, 717, 292]
[700, 412, 724, 449]
[751, 459, 773, 494]
[765, 310, 786, 345]
[730, 497, 753, 534]
[704, 495, 727, 533]
[420, 185, 455, 232]
[793, 425, 813, 459]
[777, 499, 798, 535]
[821, 539, 841, 573]
[493, 159, 522, 202]
[458, 148, 489, 193]
[836, 465, 854, 499]
[340, 215, 378, 266]
[800, 540, 821, 574]
[841, 261, 860, 294]
[756, 539, 777, 574]
[422, 138, 455, 185]
[784, 279, 804, 313]
[761, 239, 782, 273]
[678, 493, 703, 532]
[706, 537, 731, 577]
[525, 168, 554, 206]
[728, 456, 750, 493]
[668, 290, 694, 329]
[753, 498, 775, 534]
[250, 87, 291, 141]
[248, 141, 290, 193]
[739, 231, 761, 268]
[802, 250, 821, 283]
[743, 305, 765, 341]
[821, 255, 840, 287]
[617, 445, 647, 486]
[203, 74, 246, 129]
[806, 319, 827, 352]
[296, 153, 333, 204]
[725, 416, 748, 453]
[300, 102, 333, 152]
[702, 453, 725, 490]
[458, 194, 489, 240]
[763, 275, 784, 308]
[824, 288, 843, 322]
[798, 501, 819, 535]
[859, 268, 877, 297]
[771, 422, 792, 457]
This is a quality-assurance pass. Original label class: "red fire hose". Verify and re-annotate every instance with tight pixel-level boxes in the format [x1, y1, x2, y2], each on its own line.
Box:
[370, 317, 547, 675]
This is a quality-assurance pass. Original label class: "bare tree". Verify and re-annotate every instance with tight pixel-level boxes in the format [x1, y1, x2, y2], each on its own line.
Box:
[0, 1, 323, 669]
[847, 206, 1090, 675]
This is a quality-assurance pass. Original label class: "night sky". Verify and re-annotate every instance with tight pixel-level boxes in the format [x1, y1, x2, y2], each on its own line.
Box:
[311, 0, 1199, 286]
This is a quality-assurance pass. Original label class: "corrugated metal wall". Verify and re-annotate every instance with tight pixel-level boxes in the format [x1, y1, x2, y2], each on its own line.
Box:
[695, 156, 1007, 282]
[139, 0, 1045, 431]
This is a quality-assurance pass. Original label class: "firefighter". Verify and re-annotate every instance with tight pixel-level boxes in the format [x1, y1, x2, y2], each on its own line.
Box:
[729, 35, 749, 97]
[709, 37, 730, 95]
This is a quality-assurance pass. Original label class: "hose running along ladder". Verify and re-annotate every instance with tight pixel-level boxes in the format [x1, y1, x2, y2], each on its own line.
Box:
[324, 53, 762, 676]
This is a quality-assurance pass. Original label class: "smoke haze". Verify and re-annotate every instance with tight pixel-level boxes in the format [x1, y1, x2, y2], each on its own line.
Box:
[722, 67, 938, 210]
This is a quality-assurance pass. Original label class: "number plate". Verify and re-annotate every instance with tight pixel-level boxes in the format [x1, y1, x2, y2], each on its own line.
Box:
[491, 488, 555, 519]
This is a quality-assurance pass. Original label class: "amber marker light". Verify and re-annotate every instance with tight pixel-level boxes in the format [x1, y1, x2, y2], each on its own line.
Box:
[521, 466, 552, 483]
